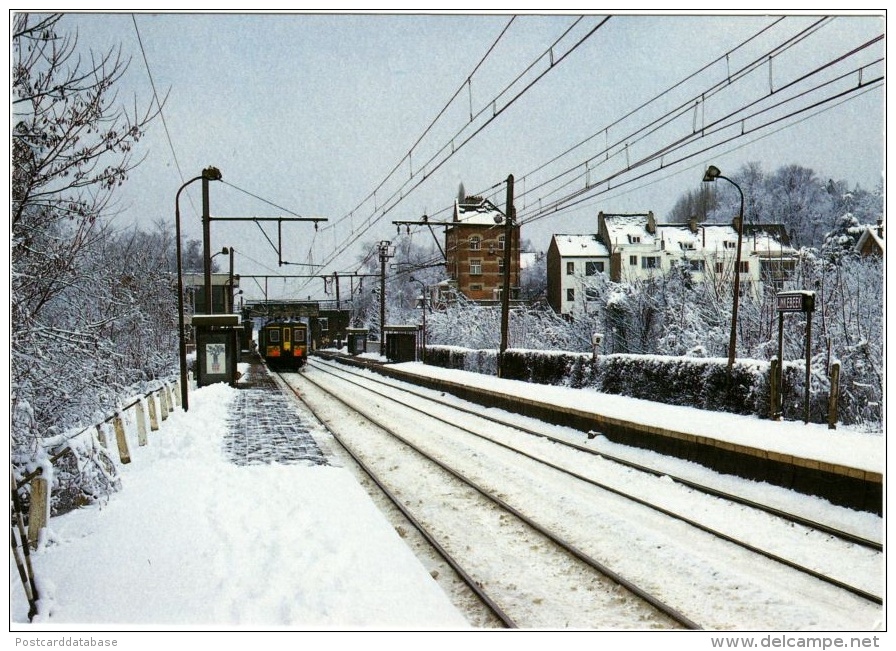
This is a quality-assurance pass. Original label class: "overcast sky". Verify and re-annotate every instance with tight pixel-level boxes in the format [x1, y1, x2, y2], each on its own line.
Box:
[37, 10, 885, 302]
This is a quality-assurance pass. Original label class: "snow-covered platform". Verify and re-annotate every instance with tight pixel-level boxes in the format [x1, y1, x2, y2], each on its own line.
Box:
[325, 354, 883, 516]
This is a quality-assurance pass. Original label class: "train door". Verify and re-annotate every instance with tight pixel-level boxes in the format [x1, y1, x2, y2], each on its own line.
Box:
[283, 324, 291, 353]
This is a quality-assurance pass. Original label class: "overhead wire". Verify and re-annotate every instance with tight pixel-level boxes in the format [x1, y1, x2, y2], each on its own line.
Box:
[510, 16, 835, 211]
[518, 75, 883, 225]
[302, 16, 610, 284]
[130, 15, 187, 201]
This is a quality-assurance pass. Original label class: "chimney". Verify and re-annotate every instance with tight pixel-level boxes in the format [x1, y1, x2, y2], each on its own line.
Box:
[688, 216, 698, 233]
[646, 211, 656, 235]
[877, 218, 884, 239]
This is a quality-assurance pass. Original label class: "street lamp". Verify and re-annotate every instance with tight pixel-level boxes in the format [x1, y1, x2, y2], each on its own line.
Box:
[703, 164, 745, 370]
[409, 276, 428, 363]
[209, 246, 229, 313]
[175, 166, 222, 411]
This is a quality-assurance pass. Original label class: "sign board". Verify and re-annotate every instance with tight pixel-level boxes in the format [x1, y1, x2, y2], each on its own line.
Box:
[205, 342, 226, 374]
[777, 291, 815, 313]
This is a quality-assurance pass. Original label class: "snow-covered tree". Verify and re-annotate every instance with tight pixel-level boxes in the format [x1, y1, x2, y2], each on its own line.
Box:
[11, 14, 164, 508]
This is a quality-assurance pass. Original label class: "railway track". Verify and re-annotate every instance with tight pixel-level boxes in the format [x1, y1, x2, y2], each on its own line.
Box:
[278, 359, 882, 629]
[279, 367, 697, 629]
[313, 356, 882, 553]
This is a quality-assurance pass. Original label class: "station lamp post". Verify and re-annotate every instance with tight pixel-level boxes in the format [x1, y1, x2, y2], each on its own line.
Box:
[702, 165, 744, 370]
[175, 166, 222, 411]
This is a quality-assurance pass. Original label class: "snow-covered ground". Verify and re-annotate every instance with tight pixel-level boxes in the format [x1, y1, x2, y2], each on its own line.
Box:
[9, 359, 887, 644]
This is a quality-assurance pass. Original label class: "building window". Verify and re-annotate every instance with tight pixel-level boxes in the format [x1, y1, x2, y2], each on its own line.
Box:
[585, 261, 604, 275]
[629, 255, 638, 266]
[470, 284, 482, 291]
[715, 262, 724, 274]
[318, 318, 328, 332]
[641, 256, 660, 269]
[585, 287, 599, 301]
[470, 260, 482, 275]
[498, 258, 505, 273]
[497, 234, 506, 250]
[566, 261, 575, 275]
[739, 261, 749, 273]
[760, 258, 795, 279]
[687, 259, 705, 272]
[566, 288, 575, 302]
[469, 236, 481, 251]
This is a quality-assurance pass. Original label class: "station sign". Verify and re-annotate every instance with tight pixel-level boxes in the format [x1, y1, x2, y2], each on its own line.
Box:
[776, 291, 815, 313]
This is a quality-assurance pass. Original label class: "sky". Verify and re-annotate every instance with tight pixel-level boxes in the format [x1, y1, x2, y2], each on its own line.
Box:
[15, 9, 886, 302]
[9, 356, 884, 638]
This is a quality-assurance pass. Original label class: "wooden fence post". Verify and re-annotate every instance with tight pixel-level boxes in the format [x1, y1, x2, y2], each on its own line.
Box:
[28, 476, 49, 549]
[147, 394, 159, 431]
[828, 362, 840, 430]
[173, 378, 182, 408]
[135, 400, 148, 446]
[159, 388, 169, 421]
[166, 383, 176, 413]
[113, 414, 131, 464]
[95, 423, 108, 448]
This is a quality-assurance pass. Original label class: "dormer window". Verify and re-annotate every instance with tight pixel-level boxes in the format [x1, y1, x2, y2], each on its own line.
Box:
[680, 241, 695, 250]
[628, 235, 641, 244]
[724, 240, 737, 249]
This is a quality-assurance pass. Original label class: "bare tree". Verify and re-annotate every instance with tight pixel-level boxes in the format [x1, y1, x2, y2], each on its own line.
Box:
[11, 13, 161, 457]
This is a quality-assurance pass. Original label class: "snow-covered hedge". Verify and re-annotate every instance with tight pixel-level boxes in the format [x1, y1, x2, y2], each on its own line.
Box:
[425, 346, 834, 422]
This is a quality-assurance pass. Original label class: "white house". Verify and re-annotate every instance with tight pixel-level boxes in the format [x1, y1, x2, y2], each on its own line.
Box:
[546, 211, 799, 316]
[546, 234, 610, 315]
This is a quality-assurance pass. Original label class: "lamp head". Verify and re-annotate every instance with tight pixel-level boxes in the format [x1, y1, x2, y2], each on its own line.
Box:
[702, 165, 721, 182]
[203, 166, 223, 181]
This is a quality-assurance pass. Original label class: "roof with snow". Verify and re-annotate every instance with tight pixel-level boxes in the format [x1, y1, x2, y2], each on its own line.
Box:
[600, 212, 795, 255]
[453, 196, 507, 226]
[552, 234, 610, 257]
[854, 223, 885, 254]
[601, 213, 659, 248]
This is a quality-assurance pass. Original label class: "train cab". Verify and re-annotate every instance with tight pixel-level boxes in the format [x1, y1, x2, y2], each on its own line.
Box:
[259, 320, 308, 369]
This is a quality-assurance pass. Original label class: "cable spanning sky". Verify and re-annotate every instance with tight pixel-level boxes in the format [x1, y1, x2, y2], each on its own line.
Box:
[35, 10, 885, 302]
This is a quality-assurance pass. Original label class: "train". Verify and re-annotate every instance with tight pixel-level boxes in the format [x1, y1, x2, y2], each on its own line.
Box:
[258, 320, 309, 370]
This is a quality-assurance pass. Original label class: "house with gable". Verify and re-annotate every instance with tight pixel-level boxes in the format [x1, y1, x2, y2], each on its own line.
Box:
[443, 195, 521, 304]
[546, 234, 610, 314]
[854, 219, 884, 257]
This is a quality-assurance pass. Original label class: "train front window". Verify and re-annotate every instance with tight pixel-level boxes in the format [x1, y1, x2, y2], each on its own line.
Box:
[294, 328, 305, 343]
[268, 330, 280, 343]
[284, 327, 291, 344]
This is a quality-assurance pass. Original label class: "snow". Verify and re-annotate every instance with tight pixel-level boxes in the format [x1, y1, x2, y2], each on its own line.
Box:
[10, 380, 469, 633]
[9, 360, 886, 642]
[387, 362, 883, 474]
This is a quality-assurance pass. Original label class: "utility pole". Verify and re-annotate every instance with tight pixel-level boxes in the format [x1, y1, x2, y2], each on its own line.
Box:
[378, 241, 394, 356]
[498, 174, 514, 378]
[202, 174, 213, 314]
